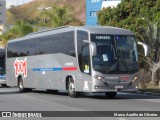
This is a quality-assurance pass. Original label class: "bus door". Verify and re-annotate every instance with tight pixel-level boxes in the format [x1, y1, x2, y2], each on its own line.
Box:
[80, 44, 91, 91]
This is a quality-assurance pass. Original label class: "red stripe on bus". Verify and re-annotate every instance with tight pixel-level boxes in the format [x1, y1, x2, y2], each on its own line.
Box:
[62, 67, 77, 71]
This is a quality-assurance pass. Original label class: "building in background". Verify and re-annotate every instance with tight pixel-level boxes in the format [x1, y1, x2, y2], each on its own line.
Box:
[86, 0, 121, 26]
[0, 0, 6, 34]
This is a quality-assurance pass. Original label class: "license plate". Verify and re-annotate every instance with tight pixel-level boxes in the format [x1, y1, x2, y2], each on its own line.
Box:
[115, 85, 123, 89]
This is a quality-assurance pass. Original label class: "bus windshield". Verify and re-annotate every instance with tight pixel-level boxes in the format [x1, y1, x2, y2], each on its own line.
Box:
[91, 34, 138, 74]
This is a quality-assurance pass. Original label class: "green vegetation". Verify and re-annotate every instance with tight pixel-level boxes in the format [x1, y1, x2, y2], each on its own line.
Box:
[98, 0, 160, 49]
[39, 5, 80, 27]
[1, 0, 85, 46]
[0, 20, 34, 45]
[139, 82, 160, 93]
[98, 0, 160, 87]
[6, 0, 85, 26]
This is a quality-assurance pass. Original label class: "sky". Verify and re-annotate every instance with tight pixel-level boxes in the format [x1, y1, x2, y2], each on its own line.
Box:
[6, 0, 33, 8]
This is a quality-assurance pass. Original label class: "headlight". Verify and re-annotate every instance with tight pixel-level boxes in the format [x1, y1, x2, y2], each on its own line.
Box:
[94, 75, 104, 81]
[130, 76, 139, 83]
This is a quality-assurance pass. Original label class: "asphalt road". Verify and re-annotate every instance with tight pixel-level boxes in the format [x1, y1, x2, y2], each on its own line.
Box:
[0, 86, 160, 120]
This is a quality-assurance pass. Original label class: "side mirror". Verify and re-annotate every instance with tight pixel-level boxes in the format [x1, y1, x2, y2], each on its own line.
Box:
[83, 40, 97, 56]
[137, 42, 149, 57]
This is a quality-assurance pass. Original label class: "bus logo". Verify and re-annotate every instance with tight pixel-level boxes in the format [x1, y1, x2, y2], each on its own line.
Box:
[14, 58, 27, 78]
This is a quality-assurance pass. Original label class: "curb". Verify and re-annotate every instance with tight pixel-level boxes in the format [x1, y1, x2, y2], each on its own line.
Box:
[135, 91, 160, 96]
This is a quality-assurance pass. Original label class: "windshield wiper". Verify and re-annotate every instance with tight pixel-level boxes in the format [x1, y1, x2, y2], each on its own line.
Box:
[120, 58, 130, 74]
[115, 48, 130, 73]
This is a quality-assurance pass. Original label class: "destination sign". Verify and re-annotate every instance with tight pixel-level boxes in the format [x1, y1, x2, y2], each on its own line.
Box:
[95, 36, 111, 40]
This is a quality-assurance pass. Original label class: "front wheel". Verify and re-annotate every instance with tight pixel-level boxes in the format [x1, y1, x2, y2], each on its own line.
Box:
[68, 78, 79, 98]
[105, 92, 117, 98]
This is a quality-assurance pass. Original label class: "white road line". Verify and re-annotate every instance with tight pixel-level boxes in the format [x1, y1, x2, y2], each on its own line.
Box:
[117, 118, 127, 120]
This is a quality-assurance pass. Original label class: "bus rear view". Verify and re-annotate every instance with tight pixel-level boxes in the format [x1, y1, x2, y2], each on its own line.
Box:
[6, 26, 149, 98]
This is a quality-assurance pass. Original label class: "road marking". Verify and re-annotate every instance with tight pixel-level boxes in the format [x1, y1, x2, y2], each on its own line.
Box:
[117, 118, 127, 120]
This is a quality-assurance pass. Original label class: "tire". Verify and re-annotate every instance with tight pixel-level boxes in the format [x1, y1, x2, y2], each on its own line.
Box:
[105, 92, 117, 98]
[18, 77, 32, 92]
[68, 77, 79, 98]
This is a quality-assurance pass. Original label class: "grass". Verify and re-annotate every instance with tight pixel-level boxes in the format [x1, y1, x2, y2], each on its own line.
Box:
[139, 83, 160, 93]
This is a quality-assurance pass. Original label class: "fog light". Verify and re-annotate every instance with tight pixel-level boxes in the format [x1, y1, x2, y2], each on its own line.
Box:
[130, 76, 139, 83]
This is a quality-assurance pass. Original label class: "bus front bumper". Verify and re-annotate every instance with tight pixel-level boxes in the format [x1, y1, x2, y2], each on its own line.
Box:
[91, 82, 138, 92]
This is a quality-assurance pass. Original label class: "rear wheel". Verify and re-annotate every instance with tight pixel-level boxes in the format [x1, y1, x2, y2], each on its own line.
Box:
[105, 92, 117, 98]
[18, 77, 32, 92]
[68, 77, 79, 98]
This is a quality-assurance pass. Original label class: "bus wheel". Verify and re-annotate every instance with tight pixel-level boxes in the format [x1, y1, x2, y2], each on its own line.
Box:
[18, 77, 32, 92]
[18, 77, 25, 92]
[105, 92, 117, 98]
[68, 78, 79, 98]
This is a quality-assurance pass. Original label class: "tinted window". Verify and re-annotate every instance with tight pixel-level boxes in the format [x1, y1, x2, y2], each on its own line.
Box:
[7, 43, 16, 58]
[81, 45, 91, 75]
[7, 40, 27, 58]
[60, 31, 75, 56]
[77, 30, 89, 73]
[7, 31, 75, 58]
[36, 31, 75, 56]
[26, 39, 38, 56]
[17, 41, 28, 57]
[77, 31, 88, 55]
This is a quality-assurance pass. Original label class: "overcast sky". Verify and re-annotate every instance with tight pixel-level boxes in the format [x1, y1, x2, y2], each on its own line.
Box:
[6, 0, 33, 8]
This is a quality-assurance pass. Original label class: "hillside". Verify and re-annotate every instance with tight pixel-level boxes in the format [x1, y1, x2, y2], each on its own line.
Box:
[6, 0, 86, 25]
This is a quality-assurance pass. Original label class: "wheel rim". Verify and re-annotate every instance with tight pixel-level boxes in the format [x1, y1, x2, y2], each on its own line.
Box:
[69, 82, 75, 95]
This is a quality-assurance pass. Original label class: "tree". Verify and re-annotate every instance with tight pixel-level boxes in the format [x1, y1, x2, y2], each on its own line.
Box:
[0, 29, 15, 46]
[0, 20, 34, 46]
[142, 21, 160, 85]
[98, 0, 160, 85]
[12, 20, 34, 37]
[6, 10, 16, 26]
[39, 5, 77, 27]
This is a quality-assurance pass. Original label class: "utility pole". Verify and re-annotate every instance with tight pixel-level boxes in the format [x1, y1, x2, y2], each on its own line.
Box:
[37, 7, 51, 24]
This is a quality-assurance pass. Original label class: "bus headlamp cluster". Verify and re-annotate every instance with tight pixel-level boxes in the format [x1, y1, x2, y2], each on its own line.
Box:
[94, 75, 104, 81]
[130, 76, 139, 83]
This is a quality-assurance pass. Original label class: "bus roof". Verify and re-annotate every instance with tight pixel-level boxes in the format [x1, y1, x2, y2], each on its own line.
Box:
[8, 26, 134, 43]
[78, 26, 134, 35]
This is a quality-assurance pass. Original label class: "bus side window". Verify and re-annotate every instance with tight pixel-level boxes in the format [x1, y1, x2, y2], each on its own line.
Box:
[81, 44, 91, 75]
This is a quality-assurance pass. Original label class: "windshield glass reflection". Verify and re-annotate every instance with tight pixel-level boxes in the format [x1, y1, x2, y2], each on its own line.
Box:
[91, 34, 138, 74]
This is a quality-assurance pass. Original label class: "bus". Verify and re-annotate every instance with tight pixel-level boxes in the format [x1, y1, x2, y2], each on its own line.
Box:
[6, 26, 149, 98]
[0, 48, 6, 87]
